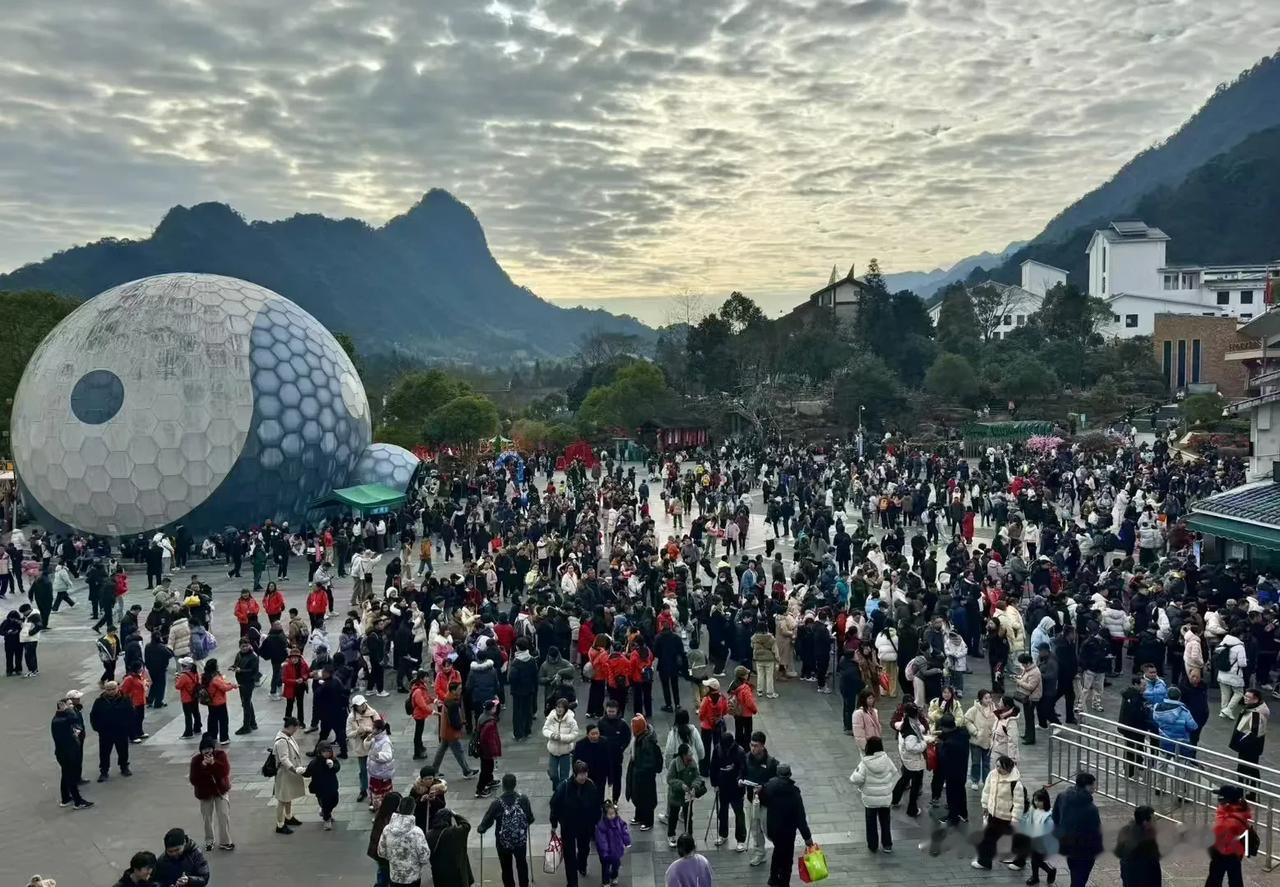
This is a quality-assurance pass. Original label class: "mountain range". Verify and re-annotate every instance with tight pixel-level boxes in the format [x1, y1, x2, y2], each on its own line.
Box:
[881, 241, 1026, 298]
[980, 52, 1280, 286]
[0, 190, 652, 361]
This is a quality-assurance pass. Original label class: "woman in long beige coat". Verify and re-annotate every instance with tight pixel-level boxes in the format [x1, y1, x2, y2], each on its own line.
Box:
[776, 608, 798, 678]
[273, 718, 308, 834]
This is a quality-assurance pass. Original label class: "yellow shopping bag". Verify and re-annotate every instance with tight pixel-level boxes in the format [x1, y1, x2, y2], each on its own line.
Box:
[798, 844, 828, 882]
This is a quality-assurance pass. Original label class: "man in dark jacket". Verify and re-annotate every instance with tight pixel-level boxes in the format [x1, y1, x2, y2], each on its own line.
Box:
[759, 763, 815, 887]
[144, 633, 174, 709]
[153, 827, 210, 887]
[1053, 629, 1079, 724]
[654, 623, 685, 712]
[1051, 772, 1103, 887]
[51, 697, 93, 808]
[837, 651, 864, 735]
[508, 641, 540, 740]
[232, 637, 260, 734]
[1118, 681, 1152, 777]
[597, 698, 632, 804]
[571, 723, 611, 799]
[478, 772, 536, 887]
[90, 681, 134, 780]
[549, 761, 602, 887]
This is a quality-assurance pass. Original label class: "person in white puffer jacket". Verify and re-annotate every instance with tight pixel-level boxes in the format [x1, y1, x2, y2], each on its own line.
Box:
[849, 736, 899, 852]
[541, 698, 580, 789]
[875, 628, 900, 699]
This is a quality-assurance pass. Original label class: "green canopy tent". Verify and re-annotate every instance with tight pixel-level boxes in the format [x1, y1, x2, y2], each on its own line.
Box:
[961, 420, 1056, 457]
[309, 483, 407, 517]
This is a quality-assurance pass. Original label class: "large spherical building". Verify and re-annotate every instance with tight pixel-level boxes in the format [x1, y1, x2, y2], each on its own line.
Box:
[347, 442, 421, 490]
[11, 273, 373, 536]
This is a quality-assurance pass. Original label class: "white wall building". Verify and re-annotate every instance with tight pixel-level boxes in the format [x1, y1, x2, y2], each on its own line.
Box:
[926, 281, 1042, 339]
[1087, 220, 1280, 338]
[1020, 259, 1067, 297]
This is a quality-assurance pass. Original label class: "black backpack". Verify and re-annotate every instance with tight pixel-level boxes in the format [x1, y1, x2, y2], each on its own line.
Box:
[1212, 644, 1233, 674]
[261, 749, 278, 778]
[496, 796, 529, 851]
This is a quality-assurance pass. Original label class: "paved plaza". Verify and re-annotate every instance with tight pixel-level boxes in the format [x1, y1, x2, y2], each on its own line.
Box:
[2, 479, 1275, 886]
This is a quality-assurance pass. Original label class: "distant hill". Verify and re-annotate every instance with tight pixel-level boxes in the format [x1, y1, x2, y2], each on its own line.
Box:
[982, 124, 1280, 286]
[0, 190, 652, 362]
[883, 241, 1026, 298]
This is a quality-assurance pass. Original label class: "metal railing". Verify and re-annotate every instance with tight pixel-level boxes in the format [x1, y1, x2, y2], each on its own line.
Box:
[1047, 712, 1278, 871]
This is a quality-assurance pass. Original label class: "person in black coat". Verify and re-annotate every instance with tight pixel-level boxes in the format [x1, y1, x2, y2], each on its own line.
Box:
[936, 715, 969, 824]
[759, 764, 815, 887]
[1052, 773, 1104, 887]
[837, 651, 864, 734]
[1053, 629, 1079, 724]
[303, 740, 343, 827]
[51, 698, 91, 808]
[1114, 805, 1162, 887]
[508, 641, 540, 740]
[144, 633, 174, 709]
[549, 762, 602, 887]
[597, 699, 632, 804]
[153, 828, 211, 887]
[710, 732, 748, 848]
[90, 682, 134, 780]
[571, 724, 611, 800]
[653, 624, 685, 712]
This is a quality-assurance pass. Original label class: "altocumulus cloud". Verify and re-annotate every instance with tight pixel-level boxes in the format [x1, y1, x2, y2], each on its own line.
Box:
[0, 0, 1278, 301]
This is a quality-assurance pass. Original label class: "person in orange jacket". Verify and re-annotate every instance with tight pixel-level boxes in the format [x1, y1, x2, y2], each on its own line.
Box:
[200, 660, 238, 745]
[698, 678, 729, 772]
[434, 656, 459, 702]
[409, 669, 435, 760]
[305, 585, 329, 629]
[262, 581, 286, 623]
[629, 642, 656, 719]
[728, 666, 759, 748]
[587, 639, 611, 718]
[121, 663, 150, 742]
[1207, 784, 1252, 887]
[175, 658, 204, 738]
[233, 588, 261, 638]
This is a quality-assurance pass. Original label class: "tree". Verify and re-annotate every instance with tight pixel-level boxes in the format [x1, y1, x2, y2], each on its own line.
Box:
[0, 290, 79, 452]
[377, 369, 470, 446]
[720, 291, 766, 334]
[663, 288, 708, 328]
[1032, 283, 1111, 345]
[863, 257, 886, 294]
[924, 353, 980, 406]
[832, 354, 909, 430]
[1180, 393, 1227, 428]
[332, 331, 363, 375]
[969, 283, 1032, 343]
[576, 329, 642, 368]
[934, 283, 981, 357]
[424, 395, 499, 466]
[1000, 355, 1058, 402]
[1082, 375, 1124, 419]
[577, 361, 674, 429]
[686, 312, 734, 391]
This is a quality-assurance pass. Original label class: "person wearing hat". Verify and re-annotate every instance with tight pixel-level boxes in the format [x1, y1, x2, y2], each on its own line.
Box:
[628, 715, 664, 832]
[153, 827, 210, 887]
[1207, 785, 1252, 887]
[51, 695, 93, 809]
[189, 735, 233, 850]
[89, 680, 133, 781]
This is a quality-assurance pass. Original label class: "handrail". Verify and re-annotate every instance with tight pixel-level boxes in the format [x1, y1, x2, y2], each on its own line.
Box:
[1075, 712, 1280, 779]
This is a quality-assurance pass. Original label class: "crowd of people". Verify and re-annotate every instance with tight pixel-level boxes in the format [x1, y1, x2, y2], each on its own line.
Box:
[16, 430, 1280, 886]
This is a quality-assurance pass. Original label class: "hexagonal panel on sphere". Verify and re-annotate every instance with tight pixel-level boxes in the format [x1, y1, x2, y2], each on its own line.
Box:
[347, 443, 421, 491]
[11, 273, 371, 537]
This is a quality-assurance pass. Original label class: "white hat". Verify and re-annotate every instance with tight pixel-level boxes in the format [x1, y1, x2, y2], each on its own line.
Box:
[64, 689, 83, 701]
[702, 678, 720, 691]
[351, 694, 367, 707]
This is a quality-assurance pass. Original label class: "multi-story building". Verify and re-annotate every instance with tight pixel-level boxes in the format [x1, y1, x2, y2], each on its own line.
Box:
[1020, 259, 1068, 297]
[1085, 219, 1280, 337]
[804, 264, 867, 326]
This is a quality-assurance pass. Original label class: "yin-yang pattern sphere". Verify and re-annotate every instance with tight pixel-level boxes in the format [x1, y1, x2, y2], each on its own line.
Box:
[348, 443, 421, 491]
[11, 273, 371, 536]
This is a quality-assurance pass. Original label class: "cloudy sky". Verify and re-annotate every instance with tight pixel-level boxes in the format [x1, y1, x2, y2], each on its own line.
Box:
[2, 1, 1279, 308]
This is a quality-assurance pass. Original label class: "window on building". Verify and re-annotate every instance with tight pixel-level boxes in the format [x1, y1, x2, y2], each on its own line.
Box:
[1162, 340, 1172, 386]
[1015, 315, 1025, 326]
[1163, 273, 1178, 290]
[1241, 290, 1254, 304]
[1102, 247, 1107, 272]
[1192, 339, 1201, 384]
[1002, 314, 1013, 325]
[1112, 314, 1121, 323]
[1217, 291, 1230, 305]
[1182, 272, 1198, 289]
[1176, 340, 1186, 388]
[991, 331, 1001, 341]
[1125, 314, 1139, 328]
[1241, 313, 1253, 321]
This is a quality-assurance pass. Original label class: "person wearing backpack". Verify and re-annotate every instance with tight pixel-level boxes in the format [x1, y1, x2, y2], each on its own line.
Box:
[1215, 630, 1248, 720]
[478, 772, 536, 887]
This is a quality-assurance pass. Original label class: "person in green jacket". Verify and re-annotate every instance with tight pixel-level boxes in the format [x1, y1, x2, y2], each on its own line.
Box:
[665, 744, 705, 847]
[251, 544, 268, 592]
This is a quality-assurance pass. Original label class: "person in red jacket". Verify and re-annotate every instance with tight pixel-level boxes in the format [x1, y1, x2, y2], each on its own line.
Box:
[434, 656, 459, 703]
[587, 640, 611, 717]
[494, 615, 516, 657]
[175, 659, 203, 738]
[306, 585, 328, 629]
[233, 588, 261, 638]
[189, 736, 233, 850]
[409, 669, 435, 760]
[728, 666, 758, 748]
[1207, 784, 1252, 887]
[698, 678, 729, 772]
[262, 582, 286, 623]
[282, 647, 310, 725]
[474, 698, 502, 798]
[629, 642, 656, 719]
[578, 619, 596, 668]
[120, 664, 150, 742]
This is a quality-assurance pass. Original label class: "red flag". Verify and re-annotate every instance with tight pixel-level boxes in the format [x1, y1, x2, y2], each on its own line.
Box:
[1266, 273, 1275, 306]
